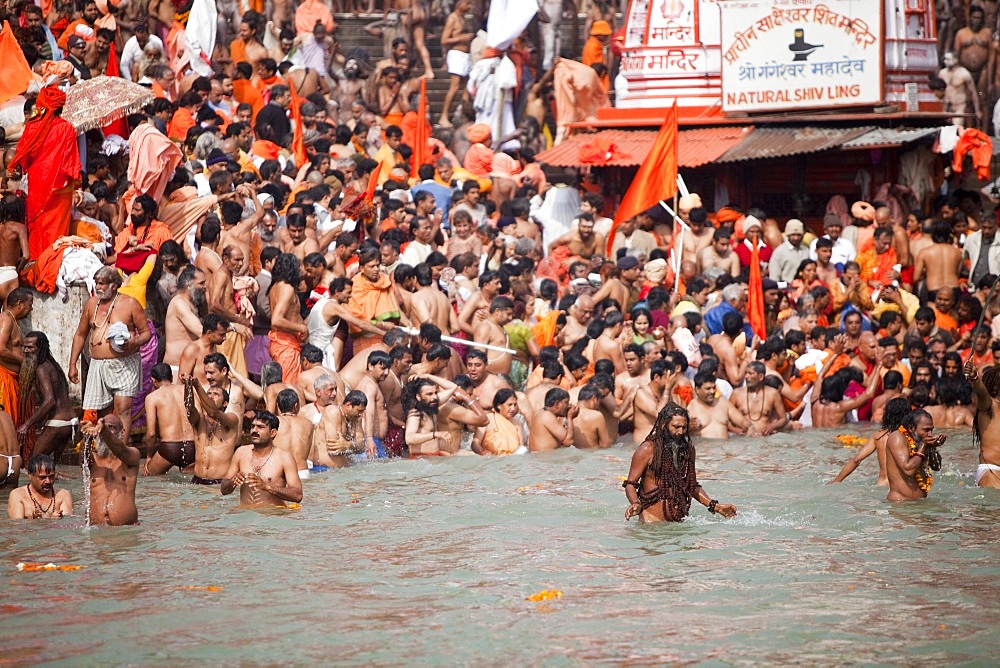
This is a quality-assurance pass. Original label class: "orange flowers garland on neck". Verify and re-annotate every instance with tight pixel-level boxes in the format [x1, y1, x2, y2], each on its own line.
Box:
[899, 426, 932, 492]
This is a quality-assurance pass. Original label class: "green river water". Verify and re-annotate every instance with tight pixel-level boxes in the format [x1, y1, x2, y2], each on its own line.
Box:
[2, 427, 999, 665]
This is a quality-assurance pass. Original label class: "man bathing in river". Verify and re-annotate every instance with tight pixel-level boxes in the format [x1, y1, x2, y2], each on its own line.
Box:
[885, 410, 945, 501]
[187, 375, 242, 485]
[965, 359, 1000, 488]
[624, 404, 737, 523]
[144, 364, 197, 476]
[832, 396, 910, 487]
[81, 415, 141, 526]
[7, 454, 73, 519]
[221, 411, 302, 508]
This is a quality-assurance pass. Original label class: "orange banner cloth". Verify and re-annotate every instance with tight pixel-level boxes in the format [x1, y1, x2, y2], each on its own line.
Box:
[232, 79, 264, 122]
[289, 81, 307, 168]
[0, 365, 18, 424]
[606, 102, 677, 256]
[748, 241, 766, 341]
[0, 22, 34, 107]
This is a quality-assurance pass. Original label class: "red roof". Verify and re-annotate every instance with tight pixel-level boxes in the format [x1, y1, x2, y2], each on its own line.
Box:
[536, 126, 753, 169]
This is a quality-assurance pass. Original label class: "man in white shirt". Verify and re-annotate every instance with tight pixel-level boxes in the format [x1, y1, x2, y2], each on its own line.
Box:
[120, 22, 163, 82]
[809, 213, 856, 271]
[399, 217, 436, 266]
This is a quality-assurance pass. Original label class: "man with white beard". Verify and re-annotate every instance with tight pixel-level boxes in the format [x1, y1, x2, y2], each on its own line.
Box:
[164, 266, 209, 371]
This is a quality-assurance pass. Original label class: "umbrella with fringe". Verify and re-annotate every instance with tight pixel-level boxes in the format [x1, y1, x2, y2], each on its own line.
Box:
[62, 75, 154, 133]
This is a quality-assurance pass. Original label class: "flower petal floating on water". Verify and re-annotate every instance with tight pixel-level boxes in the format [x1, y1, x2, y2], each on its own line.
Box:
[835, 434, 867, 448]
[286, 503, 301, 509]
[526, 589, 562, 602]
[178, 586, 223, 592]
[16, 562, 86, 572]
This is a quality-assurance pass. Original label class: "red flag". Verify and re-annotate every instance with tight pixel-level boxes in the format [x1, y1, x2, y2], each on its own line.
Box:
[289, 83, 307, 168]
[411, 78, 428, 178]
[606, 102, 678, 257]
[102, 35, 129, 137]
[748, 240, 766, 341]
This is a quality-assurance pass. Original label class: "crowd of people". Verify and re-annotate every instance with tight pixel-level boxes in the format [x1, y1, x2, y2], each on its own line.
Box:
[1, 0, 999, 527]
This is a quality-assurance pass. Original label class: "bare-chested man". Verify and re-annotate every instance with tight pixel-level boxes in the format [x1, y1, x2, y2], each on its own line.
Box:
[885, 410, 945, 501]
[708, 311, 750, 387]
[592, 310, 627, 375]
[809, 335, 880, 427]
[7, 454, 73, 519]
[730, 362, 789, 435]
[436, 378, 488, 453]
[528, 387, 577, 452]
[913, 220, 963, 293]
[81, 415, 140, 525]
[698, 228, 740, 277]
[966, 360, 1000, 488]
[178, 312, 230, 389]
[338, 329, 409, 390]
[403, 376, 459, 457]
[17, 331, 76, 462]
[466, 349, 511, 411]
[0, 202, 28, 302]
[308, 276, 390, 370]
[269, 253, 309, 385]
[833, 396, 910, 487]
[274, 389, 315, 479]
[279, 214, 321, 263]
[954, 5, 992, 116]
[680, 207, 715, 265]
[221, 411, 303, 507]
[209, 245, 254, 368]
[631, 359, 675, 443]
[411, 263, 459, 336]
[314, 389, 367, 467]
[70, 267, 152, 439]
[356, 350, 392, 458]
[592, 257, 639, 315]
[0, 288, 30, 426]
[939, 50, 980, 125]
[182, 375, 241, 485]
[457, 270, 501, 337]
[438, 0, 474, 126]
[687, 371, 748, 440]
[195, 217, 224, 286]
[615, 343, 648, 405]
[548, 213, 605, 259]
[143, 364, 197, 476]
[164, 266, 207, 369]
[560, 295, 594, 351]
[474, 296, 514, 375]
[573, 384, 612, 448]
[295, 344, 346, 403]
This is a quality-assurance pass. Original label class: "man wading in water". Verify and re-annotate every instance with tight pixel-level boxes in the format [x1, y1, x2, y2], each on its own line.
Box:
[623, 403, 737, 523]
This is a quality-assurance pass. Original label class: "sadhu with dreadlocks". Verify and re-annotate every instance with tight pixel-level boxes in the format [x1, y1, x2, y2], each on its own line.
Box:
[964, 358, 1000, 488]
[17, 332, 77, 464]
[623, 403, 737, 523]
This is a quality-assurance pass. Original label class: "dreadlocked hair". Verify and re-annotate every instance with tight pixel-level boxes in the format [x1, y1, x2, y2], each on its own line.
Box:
[973, 367, 1000, 450]
[646, 403, 693, 480]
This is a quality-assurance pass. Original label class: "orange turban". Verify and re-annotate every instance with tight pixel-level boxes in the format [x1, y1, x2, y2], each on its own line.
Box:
[37, 86, 67, 112]
[464, 143, 494, 177]
[467, 123, 492, 145]
[716, 206, 742, 225]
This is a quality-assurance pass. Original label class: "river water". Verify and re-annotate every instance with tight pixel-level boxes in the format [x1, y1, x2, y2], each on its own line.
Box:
[3, 427, 999, 665]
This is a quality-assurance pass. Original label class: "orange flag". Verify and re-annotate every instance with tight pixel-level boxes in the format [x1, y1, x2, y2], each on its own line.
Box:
[289, 83, 307, 168]
[102, 37, 130, 138]
[0, 21, 33, 108]
[606, 102, 678, 257]
[748, 241, 766, 341]
[365, 162, 383, 200]
[411, 78, 428, 178]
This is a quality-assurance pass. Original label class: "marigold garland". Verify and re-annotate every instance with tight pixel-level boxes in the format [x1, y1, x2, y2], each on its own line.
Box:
[17, 562, 86, 572]
[899, 426, 932, 492]
[526, 589, 562, 602]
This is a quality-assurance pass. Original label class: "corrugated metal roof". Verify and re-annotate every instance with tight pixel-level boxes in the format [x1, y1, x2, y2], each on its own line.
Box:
[714, 126, 873, 163]
[840, 126, 940, 149]
[535, 126, 752, 169]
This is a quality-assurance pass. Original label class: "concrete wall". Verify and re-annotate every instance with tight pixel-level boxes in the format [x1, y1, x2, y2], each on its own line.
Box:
[21, 285, 89, 403]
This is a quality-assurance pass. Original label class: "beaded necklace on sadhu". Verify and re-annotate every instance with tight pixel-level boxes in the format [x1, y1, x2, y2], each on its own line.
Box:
[899, 426, 932, 492]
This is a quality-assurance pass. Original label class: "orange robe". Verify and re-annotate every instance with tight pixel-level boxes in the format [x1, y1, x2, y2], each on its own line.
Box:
[0, 22, 33, 107]
[268, 331, 302, 384]
[232, 79, 265, 123]
[294, 0, 335, 35]
[0, 365, 18, 424]
[166, 106, 196, 141]
[348, 272, 400, 353]
[17, 116, 80, 259]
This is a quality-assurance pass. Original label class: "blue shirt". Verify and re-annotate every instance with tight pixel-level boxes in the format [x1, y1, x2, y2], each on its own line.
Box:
[704, 301, 755, 343]
[410, 181, 454, 229]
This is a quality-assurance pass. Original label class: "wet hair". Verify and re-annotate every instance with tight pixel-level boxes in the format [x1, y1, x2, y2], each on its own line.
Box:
[276, 388, 300, 413]
[300, 343, 324, 364]
[820, 375, 846, 403]
[344, 390, 368, 407]
[425, 343, 452, 362]
[564, 352, 588, 372]
[544, 387, 570, 407]
[270, 253, 302, 288]
[594, 359, 616, 376]
[151, 363, 173, 382]
[466, 349, 488, 365]
[882, 370, 903, 390]
[261, 362, 283, 389]
[26, 454, 55, 474]
[367, 350, 391, 369]
[253, 410, 280, 431]
[492, 387, 517, 411]
[402, 377, 438, 414]
[722, 311, 743, 338]
[901, 408, 932, 433]
[419, 322, 442, 343]
[881, 396, 910, 431]
[203, 352, 230, 372]
[693, 370, 716, 388]
[202, 313, 230, 334]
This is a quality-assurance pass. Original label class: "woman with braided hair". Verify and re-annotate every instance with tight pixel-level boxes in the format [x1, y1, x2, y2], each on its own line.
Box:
[965, 359, 1000, 488]
[623, 403, 737, 523]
